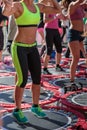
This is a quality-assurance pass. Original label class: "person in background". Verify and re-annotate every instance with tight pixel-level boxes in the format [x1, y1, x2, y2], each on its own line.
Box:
[37, 13, 46, 57]
[3, 0, 62, 124]
[62, 0, 87, 83]
[6, 15, 18, 54]
[37, 13, 45, 45]
[0, 1, 8, 64]
[43, 1, 65, 75]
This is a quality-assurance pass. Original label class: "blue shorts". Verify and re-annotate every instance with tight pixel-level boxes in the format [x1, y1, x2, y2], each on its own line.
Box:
[67, 29, 84, 43]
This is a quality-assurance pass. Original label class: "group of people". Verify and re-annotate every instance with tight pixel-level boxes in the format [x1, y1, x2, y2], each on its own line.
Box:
[0, 0, 87, 126]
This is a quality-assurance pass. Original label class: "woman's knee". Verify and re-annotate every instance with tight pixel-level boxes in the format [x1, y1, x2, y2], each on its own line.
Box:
[16, 79, 27, 88]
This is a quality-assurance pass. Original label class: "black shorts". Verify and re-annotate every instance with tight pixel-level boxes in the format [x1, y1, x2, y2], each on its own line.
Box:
[67, 29, 84, 43]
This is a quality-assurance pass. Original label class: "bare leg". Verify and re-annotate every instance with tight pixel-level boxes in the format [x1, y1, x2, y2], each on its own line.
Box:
[69, 41, 80, 82]
[56, 52, 61, 65]
[14, 86, 24, 109]
[13, 86, 28, 124]
[31, 83, 46, 118]
[0, 51, 2, 61]
[43, 54, 50, 68]
[31, 84, 40, 105]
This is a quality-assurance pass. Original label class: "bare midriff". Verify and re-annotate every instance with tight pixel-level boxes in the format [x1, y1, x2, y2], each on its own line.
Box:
[15, 27, 37, 44]
[70, 19, 84, 32]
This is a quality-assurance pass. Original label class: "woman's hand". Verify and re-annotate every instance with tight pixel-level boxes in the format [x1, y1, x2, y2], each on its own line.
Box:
[3, 0, 13, 7]
[2, 0, 14, 16]
[56, 13, 68, 20]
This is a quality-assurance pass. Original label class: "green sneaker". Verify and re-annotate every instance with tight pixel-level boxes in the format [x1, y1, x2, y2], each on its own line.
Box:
[12, 109, 28, 124]
[31, 106, 47, 118]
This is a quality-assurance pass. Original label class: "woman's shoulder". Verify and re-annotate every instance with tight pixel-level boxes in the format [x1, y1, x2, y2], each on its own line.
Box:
[68, 2, 79, 14]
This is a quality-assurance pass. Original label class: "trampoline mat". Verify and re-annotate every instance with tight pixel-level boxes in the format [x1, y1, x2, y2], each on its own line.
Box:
[52, 78, 87, 88]
[0, 76, 32, 86]
[66, 92, 87, 107]
[0, 89, 53, 104]
[2, 110, 72, 130]
[0, 76, 15, 86]
[71, 92, 87, 106]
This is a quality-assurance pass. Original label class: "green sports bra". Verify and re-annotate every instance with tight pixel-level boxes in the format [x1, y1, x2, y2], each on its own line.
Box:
[15, 2, 40, 27]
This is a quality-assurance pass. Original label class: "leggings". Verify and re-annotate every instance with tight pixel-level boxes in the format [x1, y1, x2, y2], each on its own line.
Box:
[0, 27, 4, 51]
[11, 42, 41, 88]
[45, 28, 62, 55]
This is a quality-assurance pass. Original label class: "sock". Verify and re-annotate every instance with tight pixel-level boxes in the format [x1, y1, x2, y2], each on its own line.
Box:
[56, 64, 59, 67]
[14, 108, 20, 112]
[32, 104, 38, 107]
[44, 68, 47, 71]
[70, 80, 74, 83]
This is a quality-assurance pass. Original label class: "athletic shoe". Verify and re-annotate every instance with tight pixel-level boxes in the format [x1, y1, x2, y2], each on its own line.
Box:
[56, 65, 64, 71]
[31, 106, 47, 118]
[12, 109, 28, 124]
[43, 69, 52, 75]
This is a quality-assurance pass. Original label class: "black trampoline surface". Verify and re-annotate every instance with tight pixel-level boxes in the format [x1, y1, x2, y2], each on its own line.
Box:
[0, 76, 15, 86]
[64, 91, 87, 106]
[0, 89, 53, 104]
[0, 76, 32, 86]
[52, 78, 87, 88]
[72, 93, 87, 106]
[2, 110, 72, 130]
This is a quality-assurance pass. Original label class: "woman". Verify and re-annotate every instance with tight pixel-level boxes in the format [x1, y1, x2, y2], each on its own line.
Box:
[43, 13, 64, 75]
[0, 1, 8, 63]
[62, 0, 87, 83]
[3, 0, 62, 124]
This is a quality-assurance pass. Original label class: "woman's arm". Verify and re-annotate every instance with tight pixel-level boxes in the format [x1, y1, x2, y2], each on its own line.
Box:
[80, 0, 87, 9]
[2, 0, 14, 16]
[2, 0, 19, 17]
[52, 0, 62, 13]
[68, 0, 83, 15]
[38, 0, 62, 14]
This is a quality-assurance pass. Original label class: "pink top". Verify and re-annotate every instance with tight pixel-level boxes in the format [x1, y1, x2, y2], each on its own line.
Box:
[70, 6, 85, 20]
[44, 14, 59, 29]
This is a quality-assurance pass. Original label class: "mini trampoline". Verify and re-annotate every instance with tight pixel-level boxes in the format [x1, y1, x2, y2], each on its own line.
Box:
[0, 81, 60, 111]
[52, 78, 87, 88]
[61, 88, 87, 111]
[2, 106, 86, 130]
[0, 88, 53, 104]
